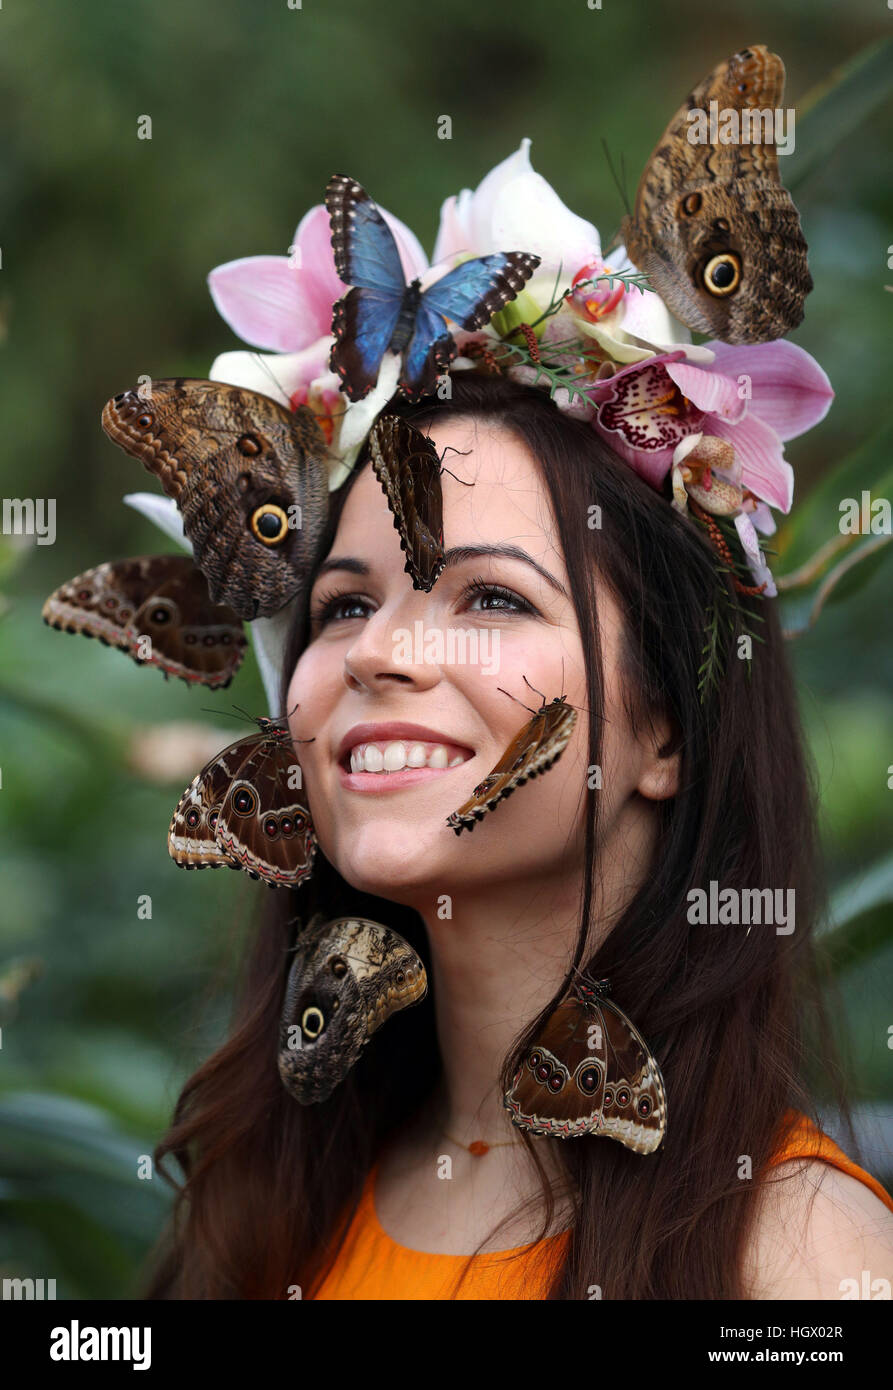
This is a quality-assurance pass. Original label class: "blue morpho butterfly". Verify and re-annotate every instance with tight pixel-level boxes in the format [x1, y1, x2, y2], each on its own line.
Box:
[325, 174, 541, 401]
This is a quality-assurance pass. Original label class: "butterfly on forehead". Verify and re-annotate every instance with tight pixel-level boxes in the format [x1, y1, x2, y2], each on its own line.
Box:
[42, 555, 247, 689]
[504, 975, 667, 1155]
[446, 680, 577, 835]
[620, 44, 812, 343]
[169, 709, 317, 888]
[278, 913, 428, 1105]
[326, 174, 540, 401]
[102, 377, 330, 620]
[368, 414, 474, 590]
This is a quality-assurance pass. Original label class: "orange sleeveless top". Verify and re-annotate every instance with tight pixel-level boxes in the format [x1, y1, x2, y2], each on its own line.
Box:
[310, 1112, 893, 1300]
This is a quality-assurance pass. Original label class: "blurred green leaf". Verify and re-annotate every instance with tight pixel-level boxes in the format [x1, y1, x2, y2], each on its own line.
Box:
[788, 37, 893, 192]
[779, 533, 893, 636]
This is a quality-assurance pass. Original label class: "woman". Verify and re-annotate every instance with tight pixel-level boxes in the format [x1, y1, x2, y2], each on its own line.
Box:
[144, 372, 893, 1300]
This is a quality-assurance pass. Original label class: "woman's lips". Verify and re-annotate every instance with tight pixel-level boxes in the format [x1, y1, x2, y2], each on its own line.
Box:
[336, 736, 474, 793]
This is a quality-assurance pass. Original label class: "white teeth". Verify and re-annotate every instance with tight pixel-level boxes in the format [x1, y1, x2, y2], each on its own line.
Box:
[348, 740, 468, 774]
[383, 741, 406, 771]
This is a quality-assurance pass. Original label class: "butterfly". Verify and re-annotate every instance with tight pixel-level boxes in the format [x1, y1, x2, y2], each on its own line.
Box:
[326, 174, 540, 401]
[168, 714, 317, 887]
[101, 378, 330, 620]
[446, 689, 577, 835]
[504, 976, 667, 1154]
[620, 44, 812, 344]
[42, 555, 247, 689]
[369, 415, 447, 589]
[277, 913, 427, 1104]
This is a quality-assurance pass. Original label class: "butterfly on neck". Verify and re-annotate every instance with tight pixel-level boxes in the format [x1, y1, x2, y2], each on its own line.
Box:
[102, 378, 330, 620]
[42, 555, 247, 688]
[620, 44, 812, 343]
[278, 913, 428, 1104]
[326, 174, 540, 401]
[505, 977, 667, 1155]
[169, 712, 317, 888]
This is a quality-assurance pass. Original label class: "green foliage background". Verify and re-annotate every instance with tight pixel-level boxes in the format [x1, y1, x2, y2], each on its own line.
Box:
[0, 0, 890, 1296]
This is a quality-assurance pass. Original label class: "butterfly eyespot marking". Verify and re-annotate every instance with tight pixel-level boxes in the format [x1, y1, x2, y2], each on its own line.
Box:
[578, 1065, 600, 1096]
[615, 1086, 631, 1107]
[329, 955, 348, 978]
[703, 252, 741, 296]
[279, 816, 295, 837]
[534, 1060, 552, 1084]
[237, 433, 262, 456]
[250, 503, 289, 546]
[149, 606, 170, 624]
[231, 785, 258, 817]
[527, 1050, 542, 1071]
[548, 1072, 565, 1093]
[301, 1005, 325, 1039]
[714, 217, 731, 234]
[202, 634, 216, 646]
[680, 192, 702, 216]
[603, 1089, 614, 1108]
[136, 413, 154, 430]
[104, 597, 117, 609]
[263, 816, 279, 839]
[185, 809, 201, 829]
[637, 1096, 652, 1117]
[76, 588, 92, 602]
[208, 811, 219, 829]
[184, 633, 197, 645]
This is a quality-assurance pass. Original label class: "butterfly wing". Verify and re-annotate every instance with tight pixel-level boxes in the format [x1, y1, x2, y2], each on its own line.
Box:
[168, 735, 258, 870]
[42, 556, 246, 688]
[621, 45, 811, 343]
[369, 415, 445, 589]
[593, 994, 667, 1154]
[213, 731, 317, 888]
[446, 698, 577, 834]
[278, 915, 427, 1104]
[400, 252, 541, 398]
[101, 379, 329, 619]
[326, 175, 408, 401]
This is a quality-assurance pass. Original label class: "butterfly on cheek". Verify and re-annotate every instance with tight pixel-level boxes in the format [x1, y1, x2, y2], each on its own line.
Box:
[368, 415, 454, 590]
[325, 174, 540, 402]
[620, 44, 812, 344]
[277, 914, 428, 1104]
[101, 378, 330, 620]
[504, 978, 667, 1155]
[168, 715, 317, 888]
[446, 691, 578, 835]
[42, 555, 247, 689]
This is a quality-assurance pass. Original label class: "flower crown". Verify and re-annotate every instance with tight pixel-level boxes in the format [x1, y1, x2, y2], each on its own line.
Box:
[118, 139, 831, 708]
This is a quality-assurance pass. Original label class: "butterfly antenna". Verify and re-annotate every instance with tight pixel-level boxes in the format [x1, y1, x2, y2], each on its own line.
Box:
[250, 352, 291, 405]
[496, 685, 537, 717]
[522, 674, 547, 707]
[199, 706, 245, 721]
[602, 138, 632, 218]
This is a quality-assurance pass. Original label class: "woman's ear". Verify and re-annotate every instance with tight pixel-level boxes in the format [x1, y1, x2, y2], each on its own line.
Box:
[636, 714, 681, 802]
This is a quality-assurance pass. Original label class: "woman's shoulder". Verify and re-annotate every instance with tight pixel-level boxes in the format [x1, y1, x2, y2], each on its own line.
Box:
[742, 1114, 893, 1300]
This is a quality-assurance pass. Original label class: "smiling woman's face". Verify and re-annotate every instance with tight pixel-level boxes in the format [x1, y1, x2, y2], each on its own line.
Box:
[287, 415, 647, 912]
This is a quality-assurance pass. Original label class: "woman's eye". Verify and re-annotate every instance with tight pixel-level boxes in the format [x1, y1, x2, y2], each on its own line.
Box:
[310, 592, 373, 628]
[461, 578, 535, 616]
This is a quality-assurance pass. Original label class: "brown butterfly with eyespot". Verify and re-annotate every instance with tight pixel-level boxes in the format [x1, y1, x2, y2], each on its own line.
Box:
[42, 555, 247, 689]
[101, 378, 330, 620]
[369, 415, 475, 591]
[620, 44, 812, 344]
[446, 679, 577, 834]
[169, 710, 317, 887]
[278, 913, 428, 1104]
[504, 974, 667, 1155]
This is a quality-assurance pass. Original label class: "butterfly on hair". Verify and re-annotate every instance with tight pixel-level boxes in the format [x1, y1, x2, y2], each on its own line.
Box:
[504, 974, 667, 1155]
[277, 913, 428, 1104]
[446, 679, 577, 835]
[620, 44, 812, 343]
[325, 174, 541, 401]
[41, 555, 247, 689]
[101, 377, 330, 620]
[168, 708, 317, 888]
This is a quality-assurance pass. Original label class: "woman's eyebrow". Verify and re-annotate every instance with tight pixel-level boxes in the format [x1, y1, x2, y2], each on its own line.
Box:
[313, 545, 568, 598]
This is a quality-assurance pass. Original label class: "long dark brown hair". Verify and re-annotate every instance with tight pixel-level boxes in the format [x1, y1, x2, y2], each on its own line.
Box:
[142, 372, 855, 1299]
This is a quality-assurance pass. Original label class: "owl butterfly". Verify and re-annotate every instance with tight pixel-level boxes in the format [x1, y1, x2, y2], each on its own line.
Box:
[368, 415, 450, 590]
[326, 174, 540, 401]
[620, 44, 812, 344]
[277, 913, 427, 1104]
[41, 555, 246, 689]
[504, 977, 667, 1155]
[168, 714, 317, 887]
[102, 378, 330, 619]
[446, 689, 577, 835]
